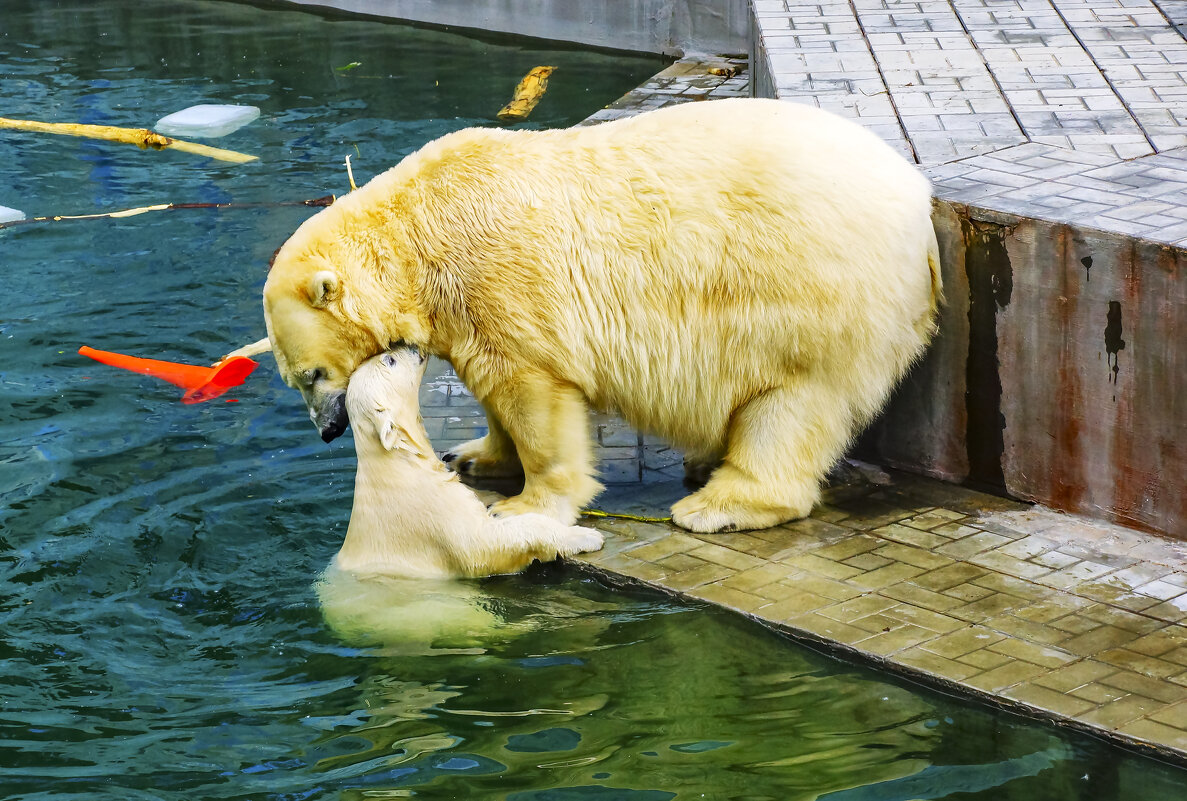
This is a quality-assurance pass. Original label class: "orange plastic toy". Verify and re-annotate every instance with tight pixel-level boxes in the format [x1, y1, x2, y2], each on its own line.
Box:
[78, 346, 258, 404]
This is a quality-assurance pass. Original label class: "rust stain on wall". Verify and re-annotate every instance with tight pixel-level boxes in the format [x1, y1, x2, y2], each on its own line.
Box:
[1047, 227, 1086, 511]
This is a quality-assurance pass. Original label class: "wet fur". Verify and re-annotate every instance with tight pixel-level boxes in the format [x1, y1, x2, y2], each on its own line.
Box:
[261, 98, 942, 532]
[336, 350, 603, 579]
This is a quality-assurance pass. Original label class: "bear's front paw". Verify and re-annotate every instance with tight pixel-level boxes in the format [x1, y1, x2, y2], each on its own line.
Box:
[490, 493, 578, 525]
[442, 435, 523, 478]
[671, 492, 798, 534]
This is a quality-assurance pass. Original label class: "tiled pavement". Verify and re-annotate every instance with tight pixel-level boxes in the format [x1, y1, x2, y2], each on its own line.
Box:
[416, 55, 1187, 762]
[753, 0, 1187, 246]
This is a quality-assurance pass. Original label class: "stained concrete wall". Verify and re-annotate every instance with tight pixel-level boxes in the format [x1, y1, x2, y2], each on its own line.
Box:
[869, 203, 1187, 539]
[269, 0, 750, 56]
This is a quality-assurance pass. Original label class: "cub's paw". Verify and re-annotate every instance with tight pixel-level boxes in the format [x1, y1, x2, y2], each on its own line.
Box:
[560, 526, 605, 557]
[442, 436, 523, 477]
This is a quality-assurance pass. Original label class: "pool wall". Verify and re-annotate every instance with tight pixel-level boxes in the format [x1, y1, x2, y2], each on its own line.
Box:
[266, 0, 750, 56]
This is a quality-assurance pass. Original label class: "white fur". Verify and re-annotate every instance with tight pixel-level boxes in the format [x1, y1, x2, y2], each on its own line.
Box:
[335, 350, 604, 579]
[262, 98, 942, 533]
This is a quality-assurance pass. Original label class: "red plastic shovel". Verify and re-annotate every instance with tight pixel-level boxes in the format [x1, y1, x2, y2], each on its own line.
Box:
[78, 345, 258, 404]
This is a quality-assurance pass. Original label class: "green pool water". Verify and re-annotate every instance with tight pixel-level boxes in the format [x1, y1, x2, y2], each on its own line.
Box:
[2, 2, 1187, 799]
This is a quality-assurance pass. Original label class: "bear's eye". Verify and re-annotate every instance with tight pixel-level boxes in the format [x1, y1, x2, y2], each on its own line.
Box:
[302, 367, 325, 387]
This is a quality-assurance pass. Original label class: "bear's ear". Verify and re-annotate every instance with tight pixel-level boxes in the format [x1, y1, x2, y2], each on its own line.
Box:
[378, 416, 405, 452]
[306, 270, 340, 308]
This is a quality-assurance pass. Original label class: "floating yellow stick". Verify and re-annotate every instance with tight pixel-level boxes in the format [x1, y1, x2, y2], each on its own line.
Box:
[497, 66, 557, 122]
[0, 116, 257, 163]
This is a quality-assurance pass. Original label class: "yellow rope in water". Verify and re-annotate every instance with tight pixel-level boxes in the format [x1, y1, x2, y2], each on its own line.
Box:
[581, 509, 673, 524]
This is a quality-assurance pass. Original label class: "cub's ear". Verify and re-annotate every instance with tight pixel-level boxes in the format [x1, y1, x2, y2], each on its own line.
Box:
[378, 416, 404, 452]
[306, 270, 340, 308]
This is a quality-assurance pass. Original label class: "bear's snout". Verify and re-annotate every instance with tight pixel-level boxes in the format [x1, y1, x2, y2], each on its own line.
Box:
[312, 391, 349, 442]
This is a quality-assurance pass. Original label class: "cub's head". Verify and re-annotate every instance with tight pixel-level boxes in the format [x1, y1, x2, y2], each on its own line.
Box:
[263, 200, 428, 442]
[345, 347, 432, 456]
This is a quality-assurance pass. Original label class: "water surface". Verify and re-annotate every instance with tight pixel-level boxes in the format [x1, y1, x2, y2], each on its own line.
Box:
[2, 2, 1186, 799]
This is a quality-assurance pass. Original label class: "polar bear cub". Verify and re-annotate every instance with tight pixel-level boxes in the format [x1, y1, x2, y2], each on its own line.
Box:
[337, 348, 604, 578]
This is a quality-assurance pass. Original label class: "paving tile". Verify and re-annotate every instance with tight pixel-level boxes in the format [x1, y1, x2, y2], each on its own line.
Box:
[689, 542, 765, 571]
[900, 508, 967, 530]
[937, 531, 1013, 559]
[849, 562, 926, 590]
[897, 646, 984, 681]
[718, 563, 799, 593]
[950, 592, 1030, 622]
[1080, 605, 1166, 634]
[1004, 683, 1098, 718]
[1116, 718, 1187, 750]
[914, 563, 991, 592]
[873, 542, 955, 570]
[885, 603, 966, 634]
[1126, 628, 1187, 658]
[777, 572, 865, 602]
[923, 627, 1007, 659]
[815, 533, 884, 561]
[663, 562, 736, 591]
[964, 659, 1049, 693]
[785, 553, 864, 580]
[972, 572, 1049, 600]
[987, 637, 1078, 668]
[820, 594, 899, 623]
[969, 550, 1056, 580]
[858, 624, 940, 656]
[627, 534, 705, 562]
[1100, 670, 1187, 704]
[687, 583, 769, 614]
[1097, 650, 1186, 681]
[983, 614, 1076, 646]
[1148, 700, 1187, 731]
[882, 581, 967, 612]
[1080, 695, 1168, 729]
[760, 590, 835, 620]
[783, 612, 879, 644]
[1035, 660, 1119, 693]
[844, 552, 895, 571]
[872, 523, 952, 550]
[1060, 625, 1143, 657]
[1070, 682, 1130, 705]
[944, 585, 998, 604]
[658, 553, 711, 574]
[957, 648, 1016, 670]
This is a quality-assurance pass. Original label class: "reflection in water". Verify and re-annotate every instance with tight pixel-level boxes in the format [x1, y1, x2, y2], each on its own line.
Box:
[315, 566, 521, 652]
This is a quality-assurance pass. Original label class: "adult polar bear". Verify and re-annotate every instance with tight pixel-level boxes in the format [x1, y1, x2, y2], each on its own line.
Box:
[257, 98, 941, 534]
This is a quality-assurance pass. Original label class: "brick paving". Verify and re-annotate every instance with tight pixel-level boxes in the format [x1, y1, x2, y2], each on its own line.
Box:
[753, 0, 1187, 245]
[414, 53, 1187, 761]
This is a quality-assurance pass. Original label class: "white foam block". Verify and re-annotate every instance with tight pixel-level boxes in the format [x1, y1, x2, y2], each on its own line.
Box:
[154, 104, 260, 138]
[0, 205, 26, 223]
